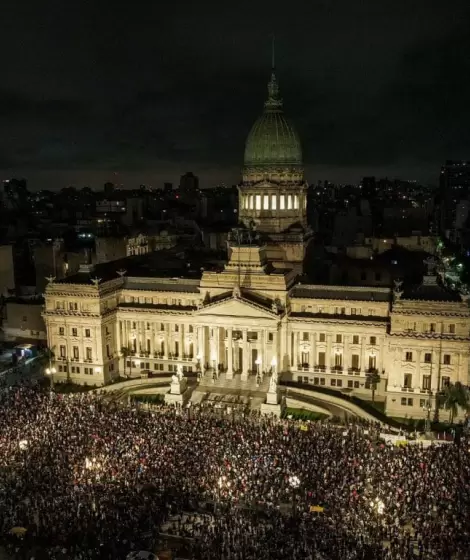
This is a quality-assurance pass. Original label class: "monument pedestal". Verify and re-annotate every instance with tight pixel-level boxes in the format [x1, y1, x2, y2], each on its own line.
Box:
[164, 377, 190, 406]
[165, 388, 190, 406]
[260, 388, 283, 417]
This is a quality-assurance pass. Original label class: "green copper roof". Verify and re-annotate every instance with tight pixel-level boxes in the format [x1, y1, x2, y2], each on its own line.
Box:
[244, 73, 302, 168]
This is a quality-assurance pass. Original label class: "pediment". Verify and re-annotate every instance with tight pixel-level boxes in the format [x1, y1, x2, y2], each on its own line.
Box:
[196, 296, 277, 320]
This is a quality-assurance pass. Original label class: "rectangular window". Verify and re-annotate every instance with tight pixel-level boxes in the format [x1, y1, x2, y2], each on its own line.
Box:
[255, 195, 261, 210]
[422, 375, 431, 390]
[330, 379, 336, 387]
[60, 345, 66, 358]
[370, 336, 376, 345]
[353, 335, 359, 345]
[341, 307, 346, 314]
[303, 332, 309, 341]
[336, 334, 342, 343]
[59, 327, 65, 336]
[86, 347, 92, 361]
[430, 323, 436, 333]
[405, 351, 413, 362]
[318, 352, 326, 367]
[348, 380, 354, 388]
[401, 397, 407, 406]
[73, 346, 79, 360]
[368, 308, 374, 315]
[449, 324, 455, 334]
[268, 332, 274, 342]
[188, 325, 193, 333]
[263, 195, 269, 209]
[368, 355, 376, 370]
[271, 194, 277, 210]
[403, 373, 412, 388]
[334, 354, 342, 368]
[319, 333, 326, 342]
[301, 352, 309, 365]
[351, 308, 356, 315]
[337, 379, 342, 387]
[424, 352, 432, 363]
[442, 376, 450, 388]
[407, 398, 413, 406]
[85, 329, 91, 337]
[72, 328, 77, 337]
[351, 354, 359, 369]
[443, 354, 451, 365]
[174, 324, 179, 332]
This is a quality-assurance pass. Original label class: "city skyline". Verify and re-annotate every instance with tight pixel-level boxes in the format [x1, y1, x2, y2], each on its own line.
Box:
[2, 0, 470, 190]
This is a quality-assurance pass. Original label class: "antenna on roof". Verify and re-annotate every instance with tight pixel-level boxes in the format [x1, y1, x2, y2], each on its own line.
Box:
[271, 34, 275, 71]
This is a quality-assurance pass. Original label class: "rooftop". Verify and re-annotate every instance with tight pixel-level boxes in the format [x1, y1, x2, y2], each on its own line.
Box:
[291, 285, 391, 302]
[57, 247, 226, 286]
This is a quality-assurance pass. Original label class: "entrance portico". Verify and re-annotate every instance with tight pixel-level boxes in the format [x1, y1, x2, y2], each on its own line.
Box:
[194, 294, 281, 381]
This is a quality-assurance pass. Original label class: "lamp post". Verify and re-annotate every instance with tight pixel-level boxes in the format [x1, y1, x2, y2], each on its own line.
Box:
[134, 359, 140, 375]
[288, 474, 300, 517]
[45, 367, 56, 391]
[271, 356, 277, 375]
[423, 392, 432, 434]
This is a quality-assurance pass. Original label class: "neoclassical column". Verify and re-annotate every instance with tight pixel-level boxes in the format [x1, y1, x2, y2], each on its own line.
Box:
[227, 328, 233, 379]
[326, 334, 332, 371]
[360, 336, 366, 373]
[309, 336, 315, 370]
[179, 325, 184, 358]
[292, 331, 299, 371]
[241, 329, 249, 380]
[199, 326, 205, 366]
[164, 324, 169, 359]
[150, 323, 155, 356]
[116, 321, 121, 355]
[343, 335, 349, 371]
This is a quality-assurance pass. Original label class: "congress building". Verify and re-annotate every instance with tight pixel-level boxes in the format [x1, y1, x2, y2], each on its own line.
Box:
[43, 69, 470, 420]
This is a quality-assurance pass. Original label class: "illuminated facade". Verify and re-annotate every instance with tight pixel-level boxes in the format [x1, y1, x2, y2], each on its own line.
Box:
[43, 69, 470, 420]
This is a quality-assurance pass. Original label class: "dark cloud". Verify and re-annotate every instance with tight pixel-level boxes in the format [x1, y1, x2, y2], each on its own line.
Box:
[1, 0, 470, 188]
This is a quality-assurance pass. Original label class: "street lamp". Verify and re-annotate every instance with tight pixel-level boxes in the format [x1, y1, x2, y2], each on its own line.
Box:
[134, 360, 140, 372]
[289, 474, 300, 517]
[95, 367, 102, 375]
[423, 393, 432, 434]
[255, 357, 262, 375]
[271, 356, 277, 374]
[45, 367, 56, 391]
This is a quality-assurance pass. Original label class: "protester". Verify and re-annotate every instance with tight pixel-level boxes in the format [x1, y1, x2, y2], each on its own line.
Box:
[0, 386, 468, 559]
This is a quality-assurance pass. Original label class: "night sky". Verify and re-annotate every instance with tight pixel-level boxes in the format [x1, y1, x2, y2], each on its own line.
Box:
[2, 0, 470, 190]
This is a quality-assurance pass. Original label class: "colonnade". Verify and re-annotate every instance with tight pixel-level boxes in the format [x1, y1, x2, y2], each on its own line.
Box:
[117, 319, 279, 380]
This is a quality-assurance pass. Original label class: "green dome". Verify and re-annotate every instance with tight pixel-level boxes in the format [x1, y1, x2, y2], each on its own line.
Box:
[244, 73, 302, 169]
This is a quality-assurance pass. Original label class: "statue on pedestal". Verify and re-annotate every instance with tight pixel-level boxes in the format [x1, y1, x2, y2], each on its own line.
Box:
[269, 372, 278, 393]
[176, 364, 185, 381]
[171, 374, 179, 385]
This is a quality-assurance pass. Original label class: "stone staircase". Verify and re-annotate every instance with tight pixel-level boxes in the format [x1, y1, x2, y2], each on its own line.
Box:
[192, 371, 272, 411]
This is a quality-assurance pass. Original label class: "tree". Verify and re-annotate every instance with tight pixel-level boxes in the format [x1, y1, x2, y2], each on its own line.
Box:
[121, 347, 131, 378]
[38, 346, 55, 371]
[441, 382, 470, 424]
[366, 370, 381, 402]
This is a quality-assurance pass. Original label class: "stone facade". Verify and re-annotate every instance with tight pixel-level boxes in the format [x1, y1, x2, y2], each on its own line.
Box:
[43, 246, 470, 420]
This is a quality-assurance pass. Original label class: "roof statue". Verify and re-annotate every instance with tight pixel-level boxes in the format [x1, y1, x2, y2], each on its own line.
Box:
[116, 269, 127, 277]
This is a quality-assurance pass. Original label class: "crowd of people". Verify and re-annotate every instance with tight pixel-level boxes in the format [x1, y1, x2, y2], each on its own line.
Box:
[0, 384, 468, 559]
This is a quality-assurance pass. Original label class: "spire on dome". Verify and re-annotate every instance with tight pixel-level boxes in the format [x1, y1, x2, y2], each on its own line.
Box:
[265, 35, 282, 111]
